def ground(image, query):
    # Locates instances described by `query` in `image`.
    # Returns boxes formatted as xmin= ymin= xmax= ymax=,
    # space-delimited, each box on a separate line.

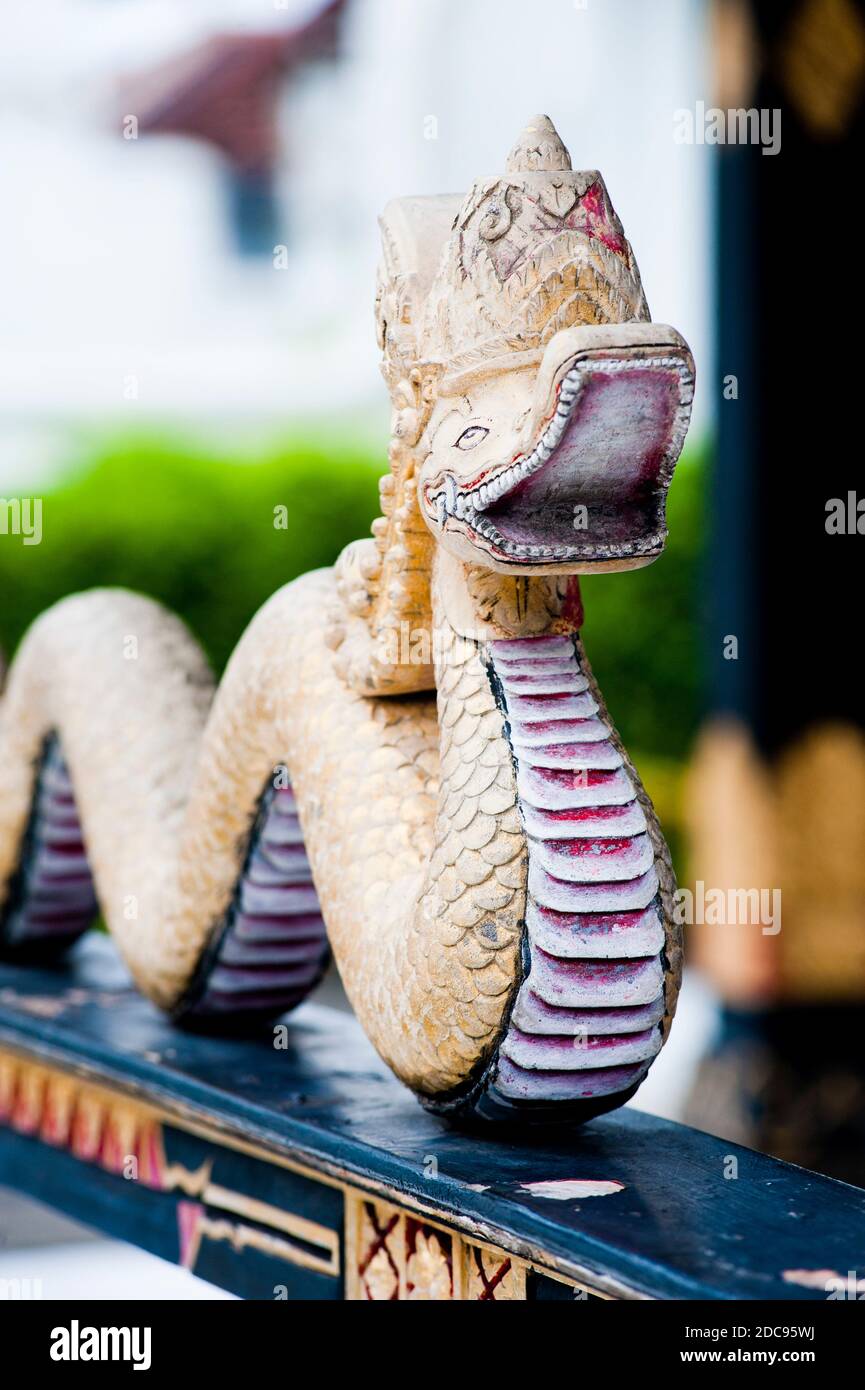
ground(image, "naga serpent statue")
xmin=0 ymin=117 xmax=694 ymax=1125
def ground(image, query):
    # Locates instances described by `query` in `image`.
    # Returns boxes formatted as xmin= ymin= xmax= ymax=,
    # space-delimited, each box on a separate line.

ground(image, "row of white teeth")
xmin=436 ymin=361 xmax=588 ymax=526
xmin=467 ymin=510 xmax=662 ymax=560
xmin=468 ymin=512 xmax=591 ymax=560
xmin=431 ymin=354 xmax=695 ymax=555
xmin=433 ymin=354 xmax=693 ymax=524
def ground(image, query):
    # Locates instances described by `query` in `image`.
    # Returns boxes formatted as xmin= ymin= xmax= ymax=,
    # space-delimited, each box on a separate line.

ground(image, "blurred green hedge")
xmin=581 ymin=450 xmax=704 ymax=762
xmin=1 ymin=432 xmax=705 ymax=778
xmin=1 ymin=433 xmax=382 ymax=675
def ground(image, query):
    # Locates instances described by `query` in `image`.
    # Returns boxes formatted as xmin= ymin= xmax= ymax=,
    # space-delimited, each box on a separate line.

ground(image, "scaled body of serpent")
xmin=0 ymin=118 xmax=693 ymax=1124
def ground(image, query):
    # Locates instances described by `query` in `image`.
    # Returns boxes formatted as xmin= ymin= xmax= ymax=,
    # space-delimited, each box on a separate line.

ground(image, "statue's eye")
xmin=455 ymin=426 xmax=489 ymax=450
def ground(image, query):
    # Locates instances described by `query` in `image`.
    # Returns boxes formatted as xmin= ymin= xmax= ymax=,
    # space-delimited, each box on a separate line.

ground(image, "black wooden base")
xmin=1 ymin=938 xmax=864 ymax=1300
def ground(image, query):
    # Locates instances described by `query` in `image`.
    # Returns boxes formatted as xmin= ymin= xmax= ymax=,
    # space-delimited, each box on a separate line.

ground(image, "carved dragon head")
xmin=376 ymin=115 xmax=694 ymax=578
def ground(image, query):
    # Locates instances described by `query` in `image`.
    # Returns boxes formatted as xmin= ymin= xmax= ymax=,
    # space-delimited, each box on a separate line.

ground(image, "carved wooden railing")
xmin=1 ymin=937 xmax=863 ymax=1301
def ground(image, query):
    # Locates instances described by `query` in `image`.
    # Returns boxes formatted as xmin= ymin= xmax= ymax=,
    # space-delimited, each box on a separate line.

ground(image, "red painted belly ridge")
xmin=184 ymin=780 xmax=329 ymax=1020
xmin=487 ymin=637 xmax=665 ymax=1105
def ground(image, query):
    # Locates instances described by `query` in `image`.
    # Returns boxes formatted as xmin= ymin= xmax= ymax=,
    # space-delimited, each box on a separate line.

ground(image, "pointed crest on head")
xmin=374 ymin=115 xmax=649 ymax=412
xmin=369 ymin=116 xmax=692 ymax=590
xmin=422 ymin=114 xmax=650 ymax=391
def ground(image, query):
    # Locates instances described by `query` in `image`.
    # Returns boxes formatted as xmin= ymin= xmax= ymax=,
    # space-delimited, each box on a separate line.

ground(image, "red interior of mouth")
xmin=483 ymin=366 xmax=681 ymax=552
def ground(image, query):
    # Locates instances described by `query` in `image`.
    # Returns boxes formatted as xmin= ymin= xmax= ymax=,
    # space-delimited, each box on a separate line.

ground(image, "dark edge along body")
xmin=0 ymin=735 xmax=98 ymax=960
xmin=0 ymin=735 xmax=330 ymax=1034
xmin=423 ymin=634 xmax=667 ymax=1128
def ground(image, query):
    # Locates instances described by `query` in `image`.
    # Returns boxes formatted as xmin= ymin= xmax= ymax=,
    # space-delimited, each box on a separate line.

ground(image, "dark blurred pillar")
xmin=685 ymin=0 xmax=865 ymax=1182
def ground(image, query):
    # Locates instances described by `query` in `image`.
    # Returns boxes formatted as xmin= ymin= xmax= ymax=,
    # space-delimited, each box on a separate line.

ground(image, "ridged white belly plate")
xmin=488 ymin=635 xmax=666 ymax=1105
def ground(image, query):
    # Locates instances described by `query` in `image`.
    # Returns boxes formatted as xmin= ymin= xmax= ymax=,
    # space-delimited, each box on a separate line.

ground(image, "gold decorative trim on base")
xmin=0 ymin=1044 xmax=622 ymax=1300
xmin=0 ymin=1047 xmax=169 ymax=1185
xmin=345 ymin=1193 xmax=603 ymax=1301
xmin=0 ymin=1045 xmax=339 ymax=1279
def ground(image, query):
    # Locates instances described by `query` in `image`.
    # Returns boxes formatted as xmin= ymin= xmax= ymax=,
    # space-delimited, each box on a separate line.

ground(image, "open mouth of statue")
xmin=428 ymin=353 xmax=694 ymax=565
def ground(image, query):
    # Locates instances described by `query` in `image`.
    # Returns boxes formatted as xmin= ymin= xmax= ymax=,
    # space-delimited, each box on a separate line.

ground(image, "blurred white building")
xmin=0 ymin=0 xmax=711 ymax=487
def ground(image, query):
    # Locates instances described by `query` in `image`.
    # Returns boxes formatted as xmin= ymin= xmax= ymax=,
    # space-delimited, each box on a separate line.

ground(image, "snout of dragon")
xmin=423 ymin=333 xmax=693 ymax=570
